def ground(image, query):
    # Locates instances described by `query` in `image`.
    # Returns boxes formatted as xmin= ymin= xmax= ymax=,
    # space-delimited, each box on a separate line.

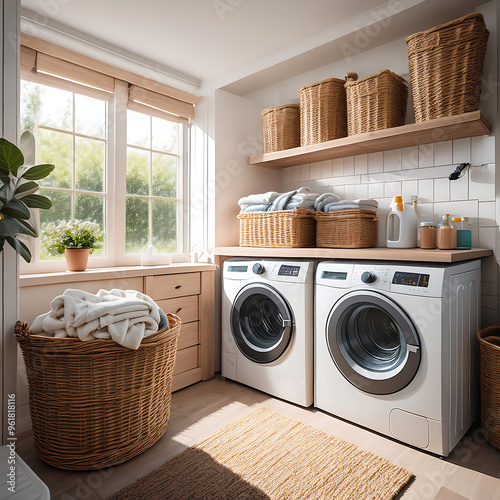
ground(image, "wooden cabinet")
xmin=145 ymin=269 xmax=215 ymax=392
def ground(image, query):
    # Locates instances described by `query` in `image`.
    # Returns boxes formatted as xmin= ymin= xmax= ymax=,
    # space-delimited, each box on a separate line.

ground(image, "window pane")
xmin=126 ymin=196 xmax=149 ymax=253
xmin=152 ymin=199 xmax=177 ymax=253
xmin=152 ymin=117 xmax=178 ymax=154
xmin=38 ymin=129 xmax=72 ymax=189
xmin=76 ymin=137 xmax=105 ymax=192
xmin=127 ymin=110 xmax=150 ymax=148
xmin=75 ymin=94 xmax=106 ymax=138
xmin=152 ymin=153 xmax=177 ymax=198
xmin=127 ymin=147 xmax=149 ymax=195
xmin=76 ymin=193 xmax=105 ymax=256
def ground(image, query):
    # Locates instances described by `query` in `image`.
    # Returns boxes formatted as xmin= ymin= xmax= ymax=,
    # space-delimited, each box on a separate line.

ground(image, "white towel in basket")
xmin=29 ymin=288 xmax=162 ymax=350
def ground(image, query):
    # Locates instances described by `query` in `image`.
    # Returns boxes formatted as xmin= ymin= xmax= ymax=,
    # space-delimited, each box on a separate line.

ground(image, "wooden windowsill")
xmin=20 ymin=262 xmax=216 ymax=287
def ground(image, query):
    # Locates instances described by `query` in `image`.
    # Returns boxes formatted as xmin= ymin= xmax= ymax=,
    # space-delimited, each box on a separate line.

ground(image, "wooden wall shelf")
xmin=249 ymin=111 xmax=492 ymax=169
xmin=214 ymin=246 xmax=492 ymax=263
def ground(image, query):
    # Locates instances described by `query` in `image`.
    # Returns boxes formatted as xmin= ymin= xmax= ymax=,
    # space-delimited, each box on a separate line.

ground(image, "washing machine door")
xmin=231 ymin=283 xmax=294 ymax=363
xmin=326 ymin=290 xmax=421 ymax=395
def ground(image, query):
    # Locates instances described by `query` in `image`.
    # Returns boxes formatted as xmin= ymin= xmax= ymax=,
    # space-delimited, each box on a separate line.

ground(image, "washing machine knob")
xmin=252 ymin=263 xmax=265 ymax=274
xmin=361 ymin=271 xmax=377 ymax=283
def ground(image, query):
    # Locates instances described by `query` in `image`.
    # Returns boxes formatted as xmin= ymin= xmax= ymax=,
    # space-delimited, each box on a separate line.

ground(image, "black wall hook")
xmin=449 ymin=163 xmax=470 ymax=180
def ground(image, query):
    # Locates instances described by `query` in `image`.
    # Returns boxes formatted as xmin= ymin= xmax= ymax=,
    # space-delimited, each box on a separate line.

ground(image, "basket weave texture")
xmin=345 ymin=70 xmax=408 ymax=136
xmin=477 ymin=326 xmax=500 ymax=450
xmin=299 ymin=78 xmax=347 ymax=146
xmin=315 ymin=210 xmax=378 ymax=248
xmin=405 ymin=13 xmax=489 ymax=122
xmin=261 ymin=104 xmax=300 ymax=153
xmin=238 ymin=208 xmax=315 ymax=248
xmin=15 ymin=313 xmax=181 ymax=470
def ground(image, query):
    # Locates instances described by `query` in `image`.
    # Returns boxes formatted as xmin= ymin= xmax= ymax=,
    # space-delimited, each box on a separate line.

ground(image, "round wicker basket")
xmin=15 ymin=313 xmax=181 ymax=470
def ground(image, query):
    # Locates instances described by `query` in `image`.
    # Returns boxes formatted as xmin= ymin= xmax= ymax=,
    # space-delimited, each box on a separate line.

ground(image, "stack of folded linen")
xmin=238 ymin=187 xmax=341 ymax=213
xmin=321 ymin=198 xmax=378 ymax=213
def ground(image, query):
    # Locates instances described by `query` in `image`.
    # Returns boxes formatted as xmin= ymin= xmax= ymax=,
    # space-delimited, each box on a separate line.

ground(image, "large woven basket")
xmin=238 ymin=208 xmax=315 ymax=248
xmin=345 ymin=70 xmax=408 ymax=135
xmin=299 ymin=78 xmax=347 ymax=146
xmin=405 ymin=13 xmax=489 ymax=122
xmin=261 ymin=104 xmax=300 ymax=153
xmin=477 ymin=326 xmax=500 ymax=450
xmin=315 ymin=210 xmax=378 ymax=248
xmin=15 ymin=313 xmax=181 ymax=470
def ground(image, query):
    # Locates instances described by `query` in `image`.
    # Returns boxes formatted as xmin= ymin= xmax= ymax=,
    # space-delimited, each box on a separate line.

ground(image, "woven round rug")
xmin=108 ymin=407 xmax=414 ymax=499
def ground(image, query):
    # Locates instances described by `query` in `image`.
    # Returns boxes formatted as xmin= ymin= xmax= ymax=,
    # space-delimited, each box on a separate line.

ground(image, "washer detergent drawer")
xmin=390 ymin=408 xmax=429 ymax=449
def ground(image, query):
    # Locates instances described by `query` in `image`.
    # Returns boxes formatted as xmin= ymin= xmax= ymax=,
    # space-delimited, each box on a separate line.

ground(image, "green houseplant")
xmin=0 ymin=137 xmax=54 ymax=262
xmin=43 ymin=219 xmax=104 ymax=271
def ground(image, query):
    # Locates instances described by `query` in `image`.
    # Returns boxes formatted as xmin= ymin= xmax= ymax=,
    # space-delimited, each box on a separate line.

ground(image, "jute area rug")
xmin=108 ymin=407 xmax=414 ymax=500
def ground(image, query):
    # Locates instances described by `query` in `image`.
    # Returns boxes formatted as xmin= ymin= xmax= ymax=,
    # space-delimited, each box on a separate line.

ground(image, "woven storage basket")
xmin=238 ymin=208 xmax=315 ymax=248
xmin=299 ymin=78 xmax=347 ymax=146
xmin=15 ymin=313 xmax=181 ymax=470
xmin=406 ymin=12 xmax=489 ymax=122
xmin=315 ymin=210 xmax=378 ymax=248
xmin=345 ymin=70 xmax=408 ymax=136
xmin=477 ymin=326 xmax=500 ymax=450
xmin=261 ymin=104 xmax=300 ymax=153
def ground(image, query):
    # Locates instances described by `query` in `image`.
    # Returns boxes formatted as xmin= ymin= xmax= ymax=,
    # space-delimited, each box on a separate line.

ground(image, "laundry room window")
xmin=18 ymin=36 xmax=196 ymax=273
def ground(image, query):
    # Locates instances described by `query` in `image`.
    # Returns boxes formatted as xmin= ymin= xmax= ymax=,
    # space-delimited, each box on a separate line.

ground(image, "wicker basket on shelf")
xmin=477 ymin=326 xmax=500 ymax=450
xmin=315 ymin=210 xmax=378 ymax=248
xmin=238 ymin=208 xmax=316 ymax=248
xmin=261 ymin=104 xmax=300 ymax=153
xmin=15 ymin=313 xmax=181 ymax=470
xmin=299 ymin=78 xmax=347 ymax=146
xmin=405 ymin=12 xmax=489 ymax=122
xmin=345 ymin=70 xmax=408 ymax=136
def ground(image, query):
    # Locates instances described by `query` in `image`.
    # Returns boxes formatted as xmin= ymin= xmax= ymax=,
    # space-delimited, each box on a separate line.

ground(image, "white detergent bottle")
xmin=386 ymin=196 xmax=418 ymax=248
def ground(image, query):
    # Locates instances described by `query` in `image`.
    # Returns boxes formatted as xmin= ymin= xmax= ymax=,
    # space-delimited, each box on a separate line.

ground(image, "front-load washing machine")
xmin=315 ymin=259 xmax=481 ymax=456
xmin=222 ymin=258 xmax=315 ymax=407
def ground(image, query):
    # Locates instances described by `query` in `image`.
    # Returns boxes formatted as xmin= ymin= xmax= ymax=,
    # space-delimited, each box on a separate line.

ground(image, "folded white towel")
xmin=324 ymin=198 xmax=379 ymax=213
xmin=30 ymin=288 xmax=162 ymax=350
xmin=238 ymin=191 xmax=280 ymax=210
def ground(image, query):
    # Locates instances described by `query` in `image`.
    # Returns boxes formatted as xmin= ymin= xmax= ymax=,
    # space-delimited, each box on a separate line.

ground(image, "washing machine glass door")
xmin=326 ymin=290 xmax=421 ymax=395
xmin=231 ymin=283 xmax=294 ymax=363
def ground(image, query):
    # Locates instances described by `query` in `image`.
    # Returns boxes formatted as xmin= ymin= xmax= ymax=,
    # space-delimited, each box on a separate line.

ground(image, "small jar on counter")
xmin=438 ymin=214 xmax=457 ymax=250
xmin=419 ymin=222 xmax=437 ymax=249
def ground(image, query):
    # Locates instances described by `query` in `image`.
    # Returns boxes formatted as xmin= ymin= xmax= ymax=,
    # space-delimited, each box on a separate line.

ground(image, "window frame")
xmin=19 ymin=78 xmax=190 ymax=274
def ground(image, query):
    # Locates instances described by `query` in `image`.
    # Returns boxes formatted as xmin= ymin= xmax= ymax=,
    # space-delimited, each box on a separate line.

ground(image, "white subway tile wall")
xmin=282 ymin=137 xmax=498 ymax=326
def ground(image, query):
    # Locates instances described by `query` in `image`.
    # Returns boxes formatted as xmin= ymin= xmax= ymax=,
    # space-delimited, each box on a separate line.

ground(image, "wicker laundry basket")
xmin=299 ymin=78 xmax=347 ymax=146
xmin=477 ymin=326 xmax=500 ymax=450
xmin=261 ymin=104 xmax=300 ymax=153
xmin=315 ymin=210 xmax=378 ymax=248
xmin=345 ymin=70 xmax=408 ymax=135
xmin=15 ymin=313 xmax=181 ymax=470
xmin=238 ymin=209 xmax=316 ymax=248
xmin=406 ymin=12 xmax=489 ymax=122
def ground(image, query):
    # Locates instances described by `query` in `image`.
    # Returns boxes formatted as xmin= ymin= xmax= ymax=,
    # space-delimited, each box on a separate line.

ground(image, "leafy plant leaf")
xmin=14 ymin=181 xmax=39 ymax=197
xmin=21 ymin=163 xmax=55 ymax=180
xmin=0 ymin=217 xmax=37 ymax=237
xmin=20 ymin=193 xmax=52 ymax=209
xmin=6 ymin=236 xmax=31 ymax=263
xmin=0 ymin=183 xmax=8 ymax=203
xmin=0 ymin=138 xmax=24 ymax=175
xmin=16 ymin=218 xmax=38 ymax=237
xmin=1 ymin=197 xmax=31 ymax=219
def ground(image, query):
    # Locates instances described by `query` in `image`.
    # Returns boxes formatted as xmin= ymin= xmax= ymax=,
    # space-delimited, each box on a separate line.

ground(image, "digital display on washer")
xmin=321 ymin=271 xmax=348 ymax=280
xmin=227 ymin=265 xmax=248 ymax=273
xmin=392 ymin=272 xmax=430 ymax=287
xmin=278 ymin=265 xmax=300 ymax=277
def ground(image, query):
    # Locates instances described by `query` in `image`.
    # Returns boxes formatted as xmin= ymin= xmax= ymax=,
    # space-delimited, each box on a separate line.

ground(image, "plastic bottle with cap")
xmin=386 ymin=196 xmax=418 ymax=248
xmin=438 ymin=214 xmax=457 ymax=249
xmin=455 ymin=217 xmax=472 ymax=249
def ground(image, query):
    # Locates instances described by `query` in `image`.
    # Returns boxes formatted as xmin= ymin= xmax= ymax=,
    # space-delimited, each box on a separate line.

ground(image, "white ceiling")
xmin=20 ymin=0 xmax=487 ymax=96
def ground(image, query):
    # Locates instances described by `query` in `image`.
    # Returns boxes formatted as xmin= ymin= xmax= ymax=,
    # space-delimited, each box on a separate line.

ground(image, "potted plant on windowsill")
xmin=0 ymin=137 xmax=54 ymax=262
xmin=43 ymin=219 xmax=104 ymax=271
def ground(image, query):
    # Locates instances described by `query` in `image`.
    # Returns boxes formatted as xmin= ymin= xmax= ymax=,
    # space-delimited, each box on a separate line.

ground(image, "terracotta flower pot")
xmin=64 ymin=248 xmax=90 ymax=272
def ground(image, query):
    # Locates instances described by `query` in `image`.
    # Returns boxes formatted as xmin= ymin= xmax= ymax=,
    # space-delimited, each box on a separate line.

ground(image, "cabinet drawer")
xmin=177 ymin=321 xmax=199 ymax=350
xmin=157 ymin=295 xmax=199 ymax=324
xmin=149 ymin=273 xmax=200 ymax=300
xmin=173 ymin=346 xmax=199 ymax=375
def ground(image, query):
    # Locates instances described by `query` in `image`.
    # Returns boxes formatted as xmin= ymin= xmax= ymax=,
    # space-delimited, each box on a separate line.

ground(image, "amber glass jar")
xmin=419 ymin=222 xmax=437 ymax=249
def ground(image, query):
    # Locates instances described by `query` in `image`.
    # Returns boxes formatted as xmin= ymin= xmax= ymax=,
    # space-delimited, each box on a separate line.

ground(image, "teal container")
xmin=457 ymin=229 xmax=471 ymax=249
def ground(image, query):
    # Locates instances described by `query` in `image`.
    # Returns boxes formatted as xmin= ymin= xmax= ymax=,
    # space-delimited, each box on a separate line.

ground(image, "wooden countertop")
xmin=213 ymin=247 xmax=492 ymax=263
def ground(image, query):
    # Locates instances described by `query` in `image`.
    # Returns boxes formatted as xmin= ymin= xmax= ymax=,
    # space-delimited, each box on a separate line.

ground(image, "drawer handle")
xmin=175 ymin=285 xmax=181 ymax=289
xmin=176 ymin=307 xmax=182 ymax=314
